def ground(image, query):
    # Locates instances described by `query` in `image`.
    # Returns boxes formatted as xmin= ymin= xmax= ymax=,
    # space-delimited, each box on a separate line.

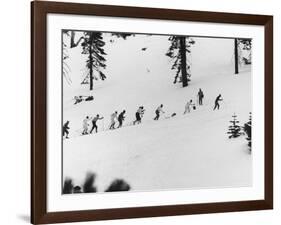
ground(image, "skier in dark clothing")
xmin=90 ymin=114 xmax=104 ymax=133
xmin=85 ymin=96 xmax=94 ymax=101
xmin=117 ymin=110 xmax=126 ymax=128
xmin=213 ymin=94 xmax=223 ymax=110
xmin=197 ymin=88 xmax=204 ymax=105
xmin=154 ymin=104 xmax=165 ymax=120
xmin=133 ymin=106 xmax=145 ymax=125
xmin=63 ymin=121 xmax=70 ymax=139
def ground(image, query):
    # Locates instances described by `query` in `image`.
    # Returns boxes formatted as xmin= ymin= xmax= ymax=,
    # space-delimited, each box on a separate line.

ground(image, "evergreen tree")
xmin=244 ymin=112 xmax=252 ymax=150
xmin=239 ymin=39 xmax=252 ymax=65
xmin=234 ymin=38 xmax=252 ymax=74
xmin=81 ymin=32 xmax=107 ymax=90
xmin=227 ymin=113 xmax=242 ymax=138
xmin=166 ymin=36 xmax=195 ymax=87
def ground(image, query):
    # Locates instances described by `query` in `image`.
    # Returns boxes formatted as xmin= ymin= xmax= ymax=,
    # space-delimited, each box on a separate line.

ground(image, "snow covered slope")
xmin=63 ymin=33 xmax=252 ymax=192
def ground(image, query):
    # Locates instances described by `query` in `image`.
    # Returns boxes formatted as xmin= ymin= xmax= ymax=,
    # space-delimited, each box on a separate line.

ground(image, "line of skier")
xmin=63 ymin=88 xmax=223 ymax=138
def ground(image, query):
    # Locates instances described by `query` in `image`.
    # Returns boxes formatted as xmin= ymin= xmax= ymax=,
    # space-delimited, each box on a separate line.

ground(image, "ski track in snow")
xmin=63 ymin=34 xmax=252 ymax=192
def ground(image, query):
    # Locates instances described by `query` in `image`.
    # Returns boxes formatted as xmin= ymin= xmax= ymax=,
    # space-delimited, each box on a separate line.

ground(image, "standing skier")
xmin=109 ymin=111 xmax=118 ymax=130
xmin=90 ymin=114 xmax=104 ymax=133
xmin=63 ymin=121 xmax=70 ymax=139
xmin=154 ymin=104 xmax=165 ymax=120
xmin=82 ymin=116 xmax=91 ymax=135
xmin=133 ymin=106 xmax=145 ymax=125
xmin=184 ymin=100 xmax=194 ymax=114
xmin=117 ymin=110 xmax=126 ymax=128
xmin=197 ymin=88 xmax=204 ymax=105
xmin=213 ymin=94 xmax=223 ymax=110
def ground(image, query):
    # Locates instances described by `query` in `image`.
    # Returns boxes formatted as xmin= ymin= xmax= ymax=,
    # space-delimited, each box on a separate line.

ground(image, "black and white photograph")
xmin=62 ymin=30 xmax=253 ymax=194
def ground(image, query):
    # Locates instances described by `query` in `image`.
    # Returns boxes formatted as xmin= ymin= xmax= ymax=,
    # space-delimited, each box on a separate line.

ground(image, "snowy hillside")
xmin=63 ymin=33 xmax=252 ymax=192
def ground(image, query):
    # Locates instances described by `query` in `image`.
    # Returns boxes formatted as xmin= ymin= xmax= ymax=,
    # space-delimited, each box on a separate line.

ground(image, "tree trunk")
xmin=180 ymin=37 xmax=188 ymax=87
xmin=89 ymin=34 xmax=94 ymax=90
xmin=89 ymin=45 xmax=93 ymax=90
xmin=70 ymin=31 xmax=84 ymax=48
xmin=234 ymin=38 xmax=239 ymax=74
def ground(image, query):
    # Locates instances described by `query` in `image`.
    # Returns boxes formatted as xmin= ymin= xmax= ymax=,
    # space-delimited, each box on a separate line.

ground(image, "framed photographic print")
xmin=31 ymin=1 xmax=273 ymax=224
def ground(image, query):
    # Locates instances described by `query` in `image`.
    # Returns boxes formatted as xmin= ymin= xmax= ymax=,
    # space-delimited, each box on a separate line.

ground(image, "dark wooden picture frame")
xmin=31 ymin=1 xmax=273 ymax=224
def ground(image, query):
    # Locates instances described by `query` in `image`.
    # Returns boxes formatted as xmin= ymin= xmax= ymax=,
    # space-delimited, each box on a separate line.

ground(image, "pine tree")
xmin=227 ymin=113 xmax=242 ymax=138
xmin=166 ymin=36 xmax=195 ymax=87
xmin=234 ymin=38 xmax=252 ymax=74
xmin=244 ymin=112 xmax=252 ymax=150
xmin=81 ymin=32 xmax=107 ymax=90
xmin=234 ymin=38 xmax=239 ymax=74
xmin=239 ymin=39 xmax=252 ymax=65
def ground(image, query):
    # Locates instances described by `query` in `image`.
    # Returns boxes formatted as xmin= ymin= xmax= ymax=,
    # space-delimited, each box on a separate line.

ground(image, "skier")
xmin=164 ymin=112 xmax=177 ymax=119
xmin=109 ymin=111 xmax=118 ymax=130
xmin=197 ymin=88 xmax=204 ymax=105
xmin=184 ymin=100 xmax=194 ymax=114
xmin=82 ymin=116 xmax=91 ymax=135
xmin=85 ymin=96 xmax=94 ymax=101
xmin=171 ymin=113 xmax=177 ymax=117
xmin=133 ymin=106 xmax=145 ymax=125
xmin=213 ymin=94 xmax=223 ymax=110
xmin=74 ymin=96 xmax=83 ymax=104
xmin=90 ymin=114 xmax=104 ymax=133
xmin=63 ymin=121 xmax=70 ymax=139
xmin=117 ymin=110 xmax=126 ymax=128
xmin=154 ymin=104 xmax=165 ymax=120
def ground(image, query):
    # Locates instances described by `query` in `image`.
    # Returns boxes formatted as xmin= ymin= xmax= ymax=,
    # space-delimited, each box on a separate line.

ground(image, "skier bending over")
xmin=63 ymin=121 xmax=70 ymax=139
xmin=90 ymin=114 xmax=104 ymax=133
xmin=109 ymin=111 xmax=118 ymax=130
xmin=184 ymin=100 xmax=194 ymax=114
xmin=133 ymin=106 xmax=145 ymax=125
xmin=197 ymin=88 xmax=204 ymax=105
xmin=118 ymin=110 xmax=126 ymax=128
xmin=154 ymin=104 xmax=165 ymax=120
xmin=82 ymin=116 xmax=91 ymax=135
xmin=74 ymin=96 xmax=83 ymax=105
xmin=213 ymin=94 xmax=223 ymax=110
